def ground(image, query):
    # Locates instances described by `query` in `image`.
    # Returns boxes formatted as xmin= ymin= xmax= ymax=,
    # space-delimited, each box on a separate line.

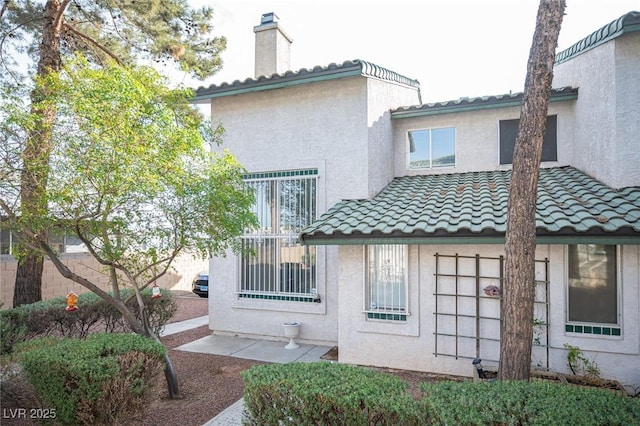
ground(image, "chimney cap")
xmin=260 ymin=12 xmax=279 ymax=25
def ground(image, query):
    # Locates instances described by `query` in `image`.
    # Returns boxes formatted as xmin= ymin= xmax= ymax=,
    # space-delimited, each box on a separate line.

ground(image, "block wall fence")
xmin=0 ymin=254 xmax=208 ymax=309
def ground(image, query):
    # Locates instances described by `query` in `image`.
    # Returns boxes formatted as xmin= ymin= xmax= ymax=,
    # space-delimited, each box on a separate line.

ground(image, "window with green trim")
xmin=408 ymin=127 xmax=455 ymax=169
xmin=365 ymin=245 xmax=408 ymax=321
xmin=567 ymin=244 xmax=619 ymax=333
xmin=239 ymin=170 xmax=317 ymax=299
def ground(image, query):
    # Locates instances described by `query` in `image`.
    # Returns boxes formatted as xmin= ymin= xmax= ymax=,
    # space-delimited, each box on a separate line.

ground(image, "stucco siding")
xmin=206 ymin=77 xmax=373 ymax=345
xmin=209 ymin=77 xmax=371 ymax=203
xmin=206 ymin=75 xmax=422 ymax=345
xmin=366 ymin=79 xmax=421 ymax=196
xmin=337 ymin=244 xmax=640 ymax=390
xmin=553 ymin=34 xmax=640 ymax=189
xmin=614 ymin=32 xmax=640 ymax=188
xmin=392 ymin=102 xmax=576 ymax=177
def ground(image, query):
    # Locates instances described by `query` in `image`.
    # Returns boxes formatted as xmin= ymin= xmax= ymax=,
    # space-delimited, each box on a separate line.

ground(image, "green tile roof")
xmin=300 ymin=167 xmax=640 ymax=245
xmin=192 ymin=60 xmax=419 ymax=102
xmin=555 ymin=11 xmax=640 ymax=65
xmin=391 ymin=87 xmax=578 ymax=119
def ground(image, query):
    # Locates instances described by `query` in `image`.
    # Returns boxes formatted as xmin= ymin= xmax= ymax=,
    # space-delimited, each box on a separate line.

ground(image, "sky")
xmin=183 ymin=0 xmax=639 ymax=103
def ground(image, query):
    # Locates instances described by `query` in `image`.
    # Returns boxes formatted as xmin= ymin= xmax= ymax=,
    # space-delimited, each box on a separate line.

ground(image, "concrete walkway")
xmin=163 ymin=316 xmax=332 ymax=426
xmin=160 ymin=315 xmax=209 ymax=336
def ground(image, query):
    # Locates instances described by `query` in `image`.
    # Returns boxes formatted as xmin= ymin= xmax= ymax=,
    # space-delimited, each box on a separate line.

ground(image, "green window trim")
xmin=366 ymin=312 xmax=408 ymax=321
xmin=238 ymin=293 xmax=319 ymax=303
xmin=243 ymin=169 xmax=318 ymax=181
xmin=565 ymin=324 xmax=621 ymax=336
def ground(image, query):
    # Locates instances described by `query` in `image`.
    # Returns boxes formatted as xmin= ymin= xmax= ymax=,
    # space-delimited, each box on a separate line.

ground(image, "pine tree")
xmin=498 ymin=0 xmax=566 ymax=380
xmin=1 ymin=0 xmax=226 ymax=307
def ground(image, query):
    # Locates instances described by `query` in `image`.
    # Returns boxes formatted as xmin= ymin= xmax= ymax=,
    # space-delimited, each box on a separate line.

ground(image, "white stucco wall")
xmin=553 ymin=32 xmax=640 ymax=189
xmin=337 ymin=243 xmax=640 ymax=390
xmin=392 ymin=102 xmax=576 ymax=177
xmin=206 ymin=76 xmax=419 ymax=345
xmin=366 ymin=78 xmax=422 ymax=196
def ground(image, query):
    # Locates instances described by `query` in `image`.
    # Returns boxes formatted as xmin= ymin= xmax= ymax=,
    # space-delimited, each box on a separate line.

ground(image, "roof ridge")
xmin=555 ymin=11 xmax=640 ymax=65
xmin=353 ymin=59 xmax=420 ymax=88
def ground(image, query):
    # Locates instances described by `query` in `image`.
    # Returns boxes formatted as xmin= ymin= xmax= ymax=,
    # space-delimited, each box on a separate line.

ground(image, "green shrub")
xmin=0 ymin=288 xmax=177 ymax=355
xmin=242 ymin=362 xmax=421 ymax=425
xmin=420 ymin=380 xmax=640 ymax=425
xmin=18 ymin=333 xmax=166 ymax=425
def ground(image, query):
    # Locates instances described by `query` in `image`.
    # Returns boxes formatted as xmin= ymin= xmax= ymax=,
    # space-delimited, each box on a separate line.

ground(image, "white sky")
xmin=183 ymin=0 xmax=639 ymax=103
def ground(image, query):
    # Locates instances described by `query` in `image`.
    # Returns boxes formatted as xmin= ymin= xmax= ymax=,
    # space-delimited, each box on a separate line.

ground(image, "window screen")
xmin=568 ymin=244 xmax=617 ymax=324
xmin=499 ymin=115 xmax=557 ymax=164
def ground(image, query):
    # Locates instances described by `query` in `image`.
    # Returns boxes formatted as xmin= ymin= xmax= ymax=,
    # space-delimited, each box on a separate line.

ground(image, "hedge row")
xmin=242 ymin=363 xmax=640 ymax=426
xmin=421 ymin=380 xmax=640 ymax=425
xmin=0 ymin=289 xmax=177 ymax=355
xmin=242 ymin=362 xmax=421 ymax=425
xmin=17 ymin=333 xmax=166 ymax=425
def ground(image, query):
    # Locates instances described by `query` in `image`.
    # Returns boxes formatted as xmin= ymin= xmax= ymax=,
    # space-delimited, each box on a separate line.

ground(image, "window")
xmin=0 ymin=226 xmax=11 ymax=255
xmin=0 ymin=227 xmax=86 ymax=255
xmin=566 ymin=244 xmax=619 ymax=335
xmin=408 ymin=127 xmax=455 ymax=169
xmin=499 ymin=115 xmax=557 ymax=164
xmin=365 ymin=245 xmax=408 ymax=320
xmin=239 ymin=170 xmax=317 ymax=300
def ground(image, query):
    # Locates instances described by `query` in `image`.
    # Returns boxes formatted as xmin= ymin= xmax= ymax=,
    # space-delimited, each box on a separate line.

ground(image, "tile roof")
xmin=300 ymin=167 xmax=640 ymax=245
xmin=555 ymin=11 xmax=640 ymax=65
xmin=391 ymin=87 xmax=578 ymax=118
xmin=192 ymin=59 xmax=420 ymax=101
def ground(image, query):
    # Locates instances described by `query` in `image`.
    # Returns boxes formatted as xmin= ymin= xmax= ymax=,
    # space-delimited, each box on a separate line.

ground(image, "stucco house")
xmin=194 ymin=11 xmax=640 ymax=390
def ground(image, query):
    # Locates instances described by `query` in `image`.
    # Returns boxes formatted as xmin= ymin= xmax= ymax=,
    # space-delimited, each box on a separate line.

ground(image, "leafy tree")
xmin=499 ymin=0 xmax=566 ymax=380
xmin=0 ymin=55 xmax=257 ymax=397
xmin=1 ymin=0 xmax=226 ymax=306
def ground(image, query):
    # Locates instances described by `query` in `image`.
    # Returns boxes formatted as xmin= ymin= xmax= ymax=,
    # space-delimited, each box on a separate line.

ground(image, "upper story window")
xmin=566 ymin=244 xmax=620 ymax=336
xmin=499 ymin=115 xmax=557 ymax=164
xmin=408 ymin=127 xmax=455 ymax=170
xmin=239 ymin=169 xmax=318 ymax=301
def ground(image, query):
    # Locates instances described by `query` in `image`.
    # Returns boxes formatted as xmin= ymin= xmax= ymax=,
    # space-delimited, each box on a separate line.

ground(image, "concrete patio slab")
xmin=175 ymin=334 xmax=332 ymax=364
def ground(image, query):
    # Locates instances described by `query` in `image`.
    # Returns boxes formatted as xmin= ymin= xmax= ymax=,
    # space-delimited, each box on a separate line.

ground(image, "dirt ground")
xmin=1 ymin=293 xmax=263 ymax=426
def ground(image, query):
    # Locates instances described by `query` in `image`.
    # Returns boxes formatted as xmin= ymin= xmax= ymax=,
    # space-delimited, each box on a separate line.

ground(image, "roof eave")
xmin=192 ymin=67 xmax=363 ymax=101
xmin=301 ymin=232 xmax=640 ymax=246
xmin=391 ymin=88 xmax=578 ymax=119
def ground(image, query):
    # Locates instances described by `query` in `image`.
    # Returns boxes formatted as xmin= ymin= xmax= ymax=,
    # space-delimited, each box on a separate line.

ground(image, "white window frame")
xmin=407 ymin=127 xmax=456 ymax=170
xmin=565 ymin=244 xmax=622 ymax=335
xmin=363 ymin=244 xmax=409 ymax=320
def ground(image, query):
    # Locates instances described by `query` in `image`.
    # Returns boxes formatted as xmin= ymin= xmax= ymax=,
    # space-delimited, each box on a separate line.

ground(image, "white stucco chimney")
xmin=253 ymin=12 xmax=293 ymax=78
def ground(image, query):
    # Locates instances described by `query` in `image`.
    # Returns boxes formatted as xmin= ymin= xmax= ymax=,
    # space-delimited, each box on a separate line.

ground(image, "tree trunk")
xmin=498 ymin=0 xmax=565 ymax=381
xmin=13 ymin=255 xmax=43 ymax=307
xmin=13 ymin=0 xmax=64 ymax=306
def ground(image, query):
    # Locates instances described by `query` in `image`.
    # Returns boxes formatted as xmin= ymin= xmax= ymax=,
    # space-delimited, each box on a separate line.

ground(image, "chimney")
xmin=253 ymin=12 xmax=293 ymax=78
